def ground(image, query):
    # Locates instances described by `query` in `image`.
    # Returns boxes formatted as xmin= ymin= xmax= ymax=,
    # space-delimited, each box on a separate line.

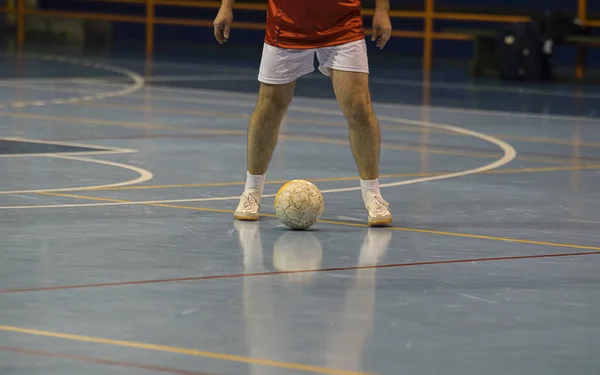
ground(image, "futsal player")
xmin=213 ymin=0 xmax=393 ymax=227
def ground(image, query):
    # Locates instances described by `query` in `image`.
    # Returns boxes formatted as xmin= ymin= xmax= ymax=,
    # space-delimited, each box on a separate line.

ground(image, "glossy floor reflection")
xmin=0 ymin=51 xmax=599 ymax=375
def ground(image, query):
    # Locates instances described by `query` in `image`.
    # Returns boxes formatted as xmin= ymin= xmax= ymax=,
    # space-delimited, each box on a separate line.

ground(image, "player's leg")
xmin=330 ymin=69 xmax=391 ymax=227
xmin=247 ymin=81 xmax=296 ymax=176
xmin=316 ymin=39 xmax=392 ymax=226
xmin=330 ymin=69 xmax=380 ymax=181
xmin=234 ymin=44 xmax=315 ymax=221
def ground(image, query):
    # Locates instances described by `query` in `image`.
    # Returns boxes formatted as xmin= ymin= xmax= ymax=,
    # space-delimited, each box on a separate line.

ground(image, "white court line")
xmin=0 ymin=154 xmax=153 ymax=195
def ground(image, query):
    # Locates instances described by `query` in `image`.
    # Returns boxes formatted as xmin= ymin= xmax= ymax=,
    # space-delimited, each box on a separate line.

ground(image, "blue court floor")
xmin=0 ymin=50 xmax=599 ymax=375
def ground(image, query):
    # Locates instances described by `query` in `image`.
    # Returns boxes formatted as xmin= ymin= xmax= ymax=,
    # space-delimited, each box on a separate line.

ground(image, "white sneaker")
xmin=234 ymin=188 xmax=261 ymax=221
xmin=364 ymin=191 xmax=392 ymax=227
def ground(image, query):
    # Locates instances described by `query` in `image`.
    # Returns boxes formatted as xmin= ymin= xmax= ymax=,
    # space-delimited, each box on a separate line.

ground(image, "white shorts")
xmin=258 ymin=39 xmax=369 ymax=85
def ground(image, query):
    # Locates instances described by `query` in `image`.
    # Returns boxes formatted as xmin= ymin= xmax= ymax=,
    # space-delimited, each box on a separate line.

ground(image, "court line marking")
xmin=0 ymin=346 xmax=217 ymax=375
xmin=1 ymin=251 xmax=598 ymax=294
xmin=0 ymin=326 xmax=373 ymax=375
xmin=14 ymin=191 xmax=600 ymax=253
xmin=0 ymin=53 xmax=144 ymax=109
xmin=0 ymin=155 xmax=154 ymax=195
xmin=1 ymin=81 xmax=599 ymax=149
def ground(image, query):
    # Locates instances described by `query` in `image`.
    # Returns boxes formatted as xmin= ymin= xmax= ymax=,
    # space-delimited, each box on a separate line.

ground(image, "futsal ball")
xmin=274 ymin=179 xmax=324 ymax=230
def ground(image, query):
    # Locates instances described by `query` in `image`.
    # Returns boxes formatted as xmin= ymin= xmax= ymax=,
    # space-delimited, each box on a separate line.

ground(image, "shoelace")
xmin=367 ymin=195 xmax=389 ymax=214
xmin=241 ymin=192 xmax=259 ymax=210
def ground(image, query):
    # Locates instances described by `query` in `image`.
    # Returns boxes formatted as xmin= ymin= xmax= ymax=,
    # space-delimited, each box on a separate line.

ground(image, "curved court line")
xmin=0 ymin=53 xmax=144 ymax=109
xmin=0 ymin=155 xmax=153 ymax=195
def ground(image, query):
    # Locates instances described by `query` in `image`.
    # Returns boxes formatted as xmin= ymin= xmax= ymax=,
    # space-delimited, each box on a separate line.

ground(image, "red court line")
xmin=0 ymin=251 xmax=598 ymax=295
xmin=0 ymin=346 xmax=216 ymax=375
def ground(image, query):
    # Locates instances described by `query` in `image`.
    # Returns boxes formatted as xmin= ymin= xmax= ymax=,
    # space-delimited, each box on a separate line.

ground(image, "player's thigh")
xmin=317 ymin=39 xmax=372 ymax=117
xmin=329 ymin=69 xmax=373 ymax=123
xmin=258 ymin=43 xmax=315 ymax=85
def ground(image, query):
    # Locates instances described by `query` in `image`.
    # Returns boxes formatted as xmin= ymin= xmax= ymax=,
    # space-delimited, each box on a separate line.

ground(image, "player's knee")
xmin=344 ymin=94 xmax=374 ymax=129
xmin=266 ymin=94 xmax=292 ymax=113
xmin=257 ymin=85 xmax=294 ymax=114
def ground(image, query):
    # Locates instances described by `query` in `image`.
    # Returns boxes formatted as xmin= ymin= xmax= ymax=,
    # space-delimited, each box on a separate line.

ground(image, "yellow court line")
xmin=0 ymin=108 xmax=584 ymax=165
xmin=0 ymin=326 xmax=373 ymax=375
xmin=38 ymin=191 xmax=600 ymax=252
xmin=89 ymin=164 xmax=600 ymax=192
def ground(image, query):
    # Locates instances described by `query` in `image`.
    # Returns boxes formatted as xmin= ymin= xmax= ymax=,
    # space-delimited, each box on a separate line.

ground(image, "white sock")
xmin=245 ymin=172 xmax=266 ymax=194
xmin=360 ymin=178 xmax=380 ymax=201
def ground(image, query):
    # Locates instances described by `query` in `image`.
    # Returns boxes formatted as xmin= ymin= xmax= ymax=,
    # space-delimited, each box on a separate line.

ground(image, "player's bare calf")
xmin=234 ymin=82 xmax=296 ymax=221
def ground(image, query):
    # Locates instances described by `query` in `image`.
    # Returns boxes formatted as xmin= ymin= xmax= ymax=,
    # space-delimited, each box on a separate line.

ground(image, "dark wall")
xmin=32 ymin=0 xmax=600 ymax=64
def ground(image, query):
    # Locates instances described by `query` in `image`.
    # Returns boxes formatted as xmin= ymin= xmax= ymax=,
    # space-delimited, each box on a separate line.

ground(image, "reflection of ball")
xmin=273 ymin=231 xmax=323 ymax=283
xmin=274 ymin=180 xmax=324 ymax=230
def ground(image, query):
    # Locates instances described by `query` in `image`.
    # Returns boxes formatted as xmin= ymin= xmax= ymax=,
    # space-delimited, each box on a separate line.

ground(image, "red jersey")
xmin=264 ymin=0 xmax=364 ymax=49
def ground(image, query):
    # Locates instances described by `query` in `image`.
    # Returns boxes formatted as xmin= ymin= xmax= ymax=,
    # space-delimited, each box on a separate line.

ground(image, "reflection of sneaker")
xmin=359 ymin=228 xmax=392 ymax=266
xmin=233 ymin=220 xmax=263 ymax=271
xmin=364 ymin=191 xmax=392 ymax=227
xmin=234 ymin=188 xmax=261 ymax=221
